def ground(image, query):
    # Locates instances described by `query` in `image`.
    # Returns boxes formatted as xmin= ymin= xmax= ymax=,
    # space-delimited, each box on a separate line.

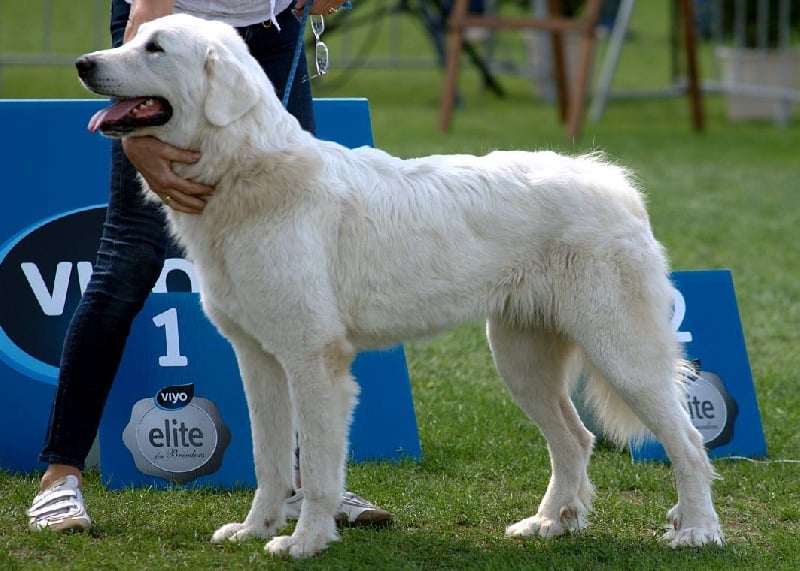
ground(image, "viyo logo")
xmin=0 ymin=206 xmax=197 ymax=383
xmin=156 ymin=383 xmax=195 ymax=410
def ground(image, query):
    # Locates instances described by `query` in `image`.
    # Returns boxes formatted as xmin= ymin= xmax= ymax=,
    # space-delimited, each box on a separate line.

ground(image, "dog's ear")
xmin=203 ymin=45 xmax=261 ymax=127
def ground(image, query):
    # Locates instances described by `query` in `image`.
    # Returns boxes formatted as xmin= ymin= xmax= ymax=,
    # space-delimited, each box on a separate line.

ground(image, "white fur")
xmin=79 ymin=14 xmax=724 ymax=557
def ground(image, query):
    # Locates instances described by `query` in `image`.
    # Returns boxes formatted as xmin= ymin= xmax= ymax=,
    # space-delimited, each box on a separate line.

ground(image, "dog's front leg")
xmin=209 ymin=320 xmax=295 ymax=543
xmin=265 ymin=340 xmax=360 ymax=558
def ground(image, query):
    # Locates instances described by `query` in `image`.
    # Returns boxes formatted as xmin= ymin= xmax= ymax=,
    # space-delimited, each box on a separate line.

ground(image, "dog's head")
xmin=76 ymin=14 xmax=265 ymax=144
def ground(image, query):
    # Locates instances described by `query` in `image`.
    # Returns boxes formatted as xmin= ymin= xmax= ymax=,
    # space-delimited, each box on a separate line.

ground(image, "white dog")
xmin=76 ymin=14 xmax=724 ymax=557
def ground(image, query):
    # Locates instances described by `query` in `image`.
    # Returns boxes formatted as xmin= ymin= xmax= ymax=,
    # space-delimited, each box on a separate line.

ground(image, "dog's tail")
xmin=572 ymin=356 xmax=694 ymax=448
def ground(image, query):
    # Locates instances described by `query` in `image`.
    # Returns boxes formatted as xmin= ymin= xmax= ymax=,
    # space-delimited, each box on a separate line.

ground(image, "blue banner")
xmin=631 ymin=269 xmax=766 ymax=461
xmin=0 ymin=99 xmax=421 ymax=479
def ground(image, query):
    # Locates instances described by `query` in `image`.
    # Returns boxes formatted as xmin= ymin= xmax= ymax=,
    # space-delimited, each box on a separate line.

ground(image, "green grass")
xmin=2 ymin=2 xmax=800 ymax=569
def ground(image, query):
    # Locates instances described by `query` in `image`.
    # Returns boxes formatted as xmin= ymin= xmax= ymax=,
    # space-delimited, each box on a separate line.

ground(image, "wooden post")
xmin=438 ymin=0 xmax=603 ymax=140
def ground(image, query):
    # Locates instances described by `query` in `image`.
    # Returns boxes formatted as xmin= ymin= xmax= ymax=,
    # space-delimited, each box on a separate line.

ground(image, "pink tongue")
xmin=88 ymin=98 xmax=147 ymax=132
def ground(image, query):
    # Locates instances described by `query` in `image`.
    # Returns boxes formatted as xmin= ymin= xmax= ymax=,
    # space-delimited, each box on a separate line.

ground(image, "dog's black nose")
xmin=75 ymin=56 xmax=96 ymax=79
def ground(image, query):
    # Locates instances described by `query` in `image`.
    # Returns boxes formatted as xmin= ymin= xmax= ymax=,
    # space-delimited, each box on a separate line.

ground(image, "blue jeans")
xmin=39 ymin=0 xmax=315 ymax=469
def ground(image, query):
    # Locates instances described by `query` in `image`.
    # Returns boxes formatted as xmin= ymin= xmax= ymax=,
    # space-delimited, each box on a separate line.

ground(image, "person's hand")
xmin=294 ymin=0 xmax=349 ymax=16
xmin=122 ymin=136 xmax=214 ymax=214
xmin=123 ymin=0 xmax=175 ymax=43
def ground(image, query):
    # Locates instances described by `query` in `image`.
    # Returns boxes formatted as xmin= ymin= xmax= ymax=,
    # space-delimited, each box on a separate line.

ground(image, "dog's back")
xmin=317 ymin=149 xmax=661 ymax=348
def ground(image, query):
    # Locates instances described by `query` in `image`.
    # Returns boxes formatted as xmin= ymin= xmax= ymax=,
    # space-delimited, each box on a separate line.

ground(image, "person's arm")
xmin=124 ymin=0 xmax=176 ymax=43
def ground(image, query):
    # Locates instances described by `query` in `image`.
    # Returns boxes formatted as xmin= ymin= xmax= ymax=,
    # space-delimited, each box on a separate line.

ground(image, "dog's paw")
xmin=265 ymin=530 xmax=340 ymax=558
xmin=663 ymin=525 xmax=725 ymax=548
xmin=211 ymin=521 xmax=275 ymax=543
xmin=506 ymin=503 xmax=588 ymax=539
xmin=662 ymin=504 xmax=725 ymax=547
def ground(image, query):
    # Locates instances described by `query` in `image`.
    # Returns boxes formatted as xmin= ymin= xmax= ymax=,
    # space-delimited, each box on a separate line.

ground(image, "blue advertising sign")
xmin=631 ymin=270 xmax=766 ymax=461
xmin=0 ymin=99 xmax=421 ymax=480
xmin=100 ymin=293 xmax=421 ymax=489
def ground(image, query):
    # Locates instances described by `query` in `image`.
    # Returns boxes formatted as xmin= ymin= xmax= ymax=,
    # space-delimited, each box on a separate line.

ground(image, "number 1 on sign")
xmin=152 ymin=308 xmax=189 ymax=367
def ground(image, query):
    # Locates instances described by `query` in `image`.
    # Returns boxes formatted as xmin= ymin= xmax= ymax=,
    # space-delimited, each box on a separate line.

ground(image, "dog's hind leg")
xmin=486 ymin=319 xmax=595 ymax=539
xmin=572 ymin=294 xmax=724 ymax=548
xmin=208 ymin=313 xmax=295 ymax=543
xmin=265 ymin=337 xmax=360 ymax=558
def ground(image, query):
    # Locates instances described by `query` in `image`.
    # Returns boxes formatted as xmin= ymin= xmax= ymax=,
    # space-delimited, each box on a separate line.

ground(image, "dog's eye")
xmin=145 ymin=39 xmax=164 ymax=53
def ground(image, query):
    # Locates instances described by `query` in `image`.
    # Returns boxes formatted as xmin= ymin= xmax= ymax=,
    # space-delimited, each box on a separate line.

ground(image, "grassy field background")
xmin=2 ymin=2 xmax=800 ymax=569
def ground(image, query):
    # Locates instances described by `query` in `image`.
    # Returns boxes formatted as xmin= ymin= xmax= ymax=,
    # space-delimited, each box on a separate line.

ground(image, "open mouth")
xmin=88 ymin=96 xmax=173 ymax=135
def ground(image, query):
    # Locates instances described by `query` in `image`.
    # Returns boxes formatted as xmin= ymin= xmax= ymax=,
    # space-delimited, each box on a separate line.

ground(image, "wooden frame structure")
xmin=439 ymin=0 xmax=704 ymax=140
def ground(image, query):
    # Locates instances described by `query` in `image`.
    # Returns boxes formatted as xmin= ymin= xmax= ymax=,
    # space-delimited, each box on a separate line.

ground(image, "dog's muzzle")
xmin=75 ymin=55 xmax=174 ymax=136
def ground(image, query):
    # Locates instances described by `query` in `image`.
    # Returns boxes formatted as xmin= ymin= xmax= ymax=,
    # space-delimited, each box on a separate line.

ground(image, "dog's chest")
xmin=168 ymin=214 xmax=235 ymax=293
xmin=166 ymin=211 xmax=295 ymax=327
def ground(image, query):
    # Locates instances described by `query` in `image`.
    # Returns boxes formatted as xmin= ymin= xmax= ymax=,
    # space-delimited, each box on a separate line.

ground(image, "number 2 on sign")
xmin=671 ymin=289 xmax=693 ymax=343
xmin=152 ymin=308 xmax=189 ymax=367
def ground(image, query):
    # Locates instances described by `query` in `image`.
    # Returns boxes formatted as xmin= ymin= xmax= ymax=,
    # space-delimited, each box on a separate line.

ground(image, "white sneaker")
xmin=28 ymin=475 xmax=92 ymax=532
xmin=285 ymin=489 xmax=393 ymax=527
xmin=285 ymin=489 xmax=304 ymax=520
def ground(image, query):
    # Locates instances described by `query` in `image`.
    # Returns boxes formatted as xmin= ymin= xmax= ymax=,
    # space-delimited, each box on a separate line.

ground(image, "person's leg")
xmin=37 ymin=138 xmax=169 ymax=478
xmin=30 ymin=0 xmax=169 ymax=529
xmin=31 ymin=137 xmax=168 ymax=528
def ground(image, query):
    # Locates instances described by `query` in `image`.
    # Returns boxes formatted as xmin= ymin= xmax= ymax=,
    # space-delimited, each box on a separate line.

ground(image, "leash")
xmin=282 ymin=1 xmax=312 ymax=108
xmin=282 ymin=2 xmax=351 ymax=109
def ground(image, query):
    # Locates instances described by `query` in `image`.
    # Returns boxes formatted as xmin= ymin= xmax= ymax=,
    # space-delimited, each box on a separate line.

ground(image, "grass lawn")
xmin=2 ymin=2 xmax=800 ymax=569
